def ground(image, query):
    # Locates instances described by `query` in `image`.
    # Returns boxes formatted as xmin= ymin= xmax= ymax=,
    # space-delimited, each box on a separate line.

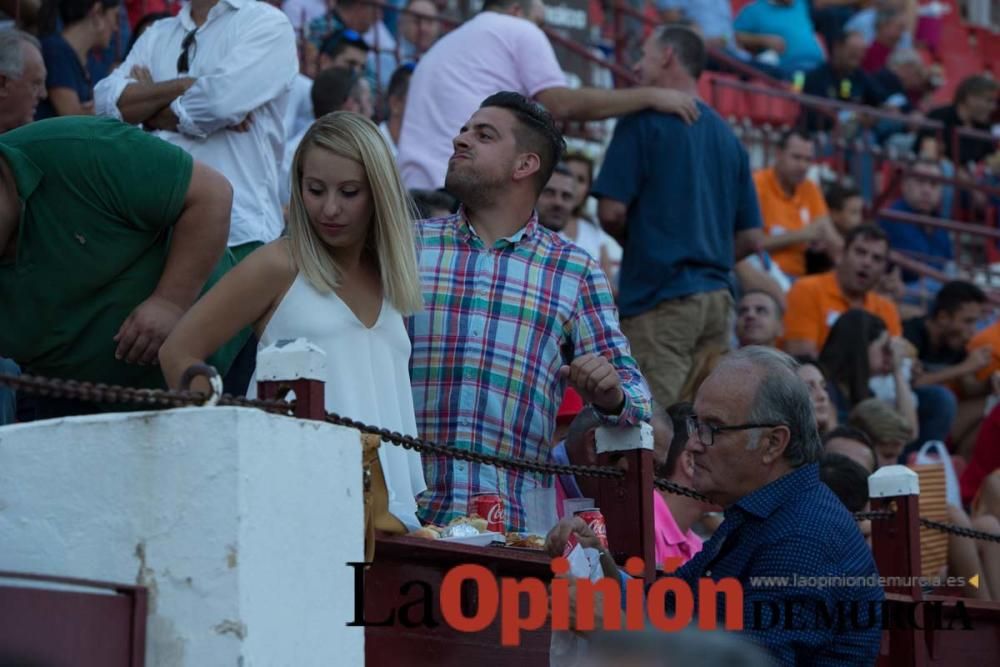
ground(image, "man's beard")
xmin=444 ymin=163 xmax=504 ymax=210
xmin=539 ymin=211 xmax=568 ymax=232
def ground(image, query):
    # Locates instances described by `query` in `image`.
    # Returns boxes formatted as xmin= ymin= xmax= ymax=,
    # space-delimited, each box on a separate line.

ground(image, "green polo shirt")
xmin=0 ymin=117 xmax=238 ymax=390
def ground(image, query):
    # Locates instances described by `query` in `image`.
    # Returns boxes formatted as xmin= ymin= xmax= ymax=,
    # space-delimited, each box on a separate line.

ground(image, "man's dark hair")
xmin=954 ymin=74 xmax=999 ymax=106
xmin=776 ymin=128 xmax=812 ymax=151
xmin=659 ymin=402 xmax=695 ymax=478
xmin=843 ymin=223 xmax=888 ymax=252
xmin=930 ymin=280 xmax=987 ymax=318
xmin=831 ymin=29 xmax=864 ymax=51
xmin=551 ymin=162 xmax=573 ymax=179
xmin=320 ymin=28 xmax=370 ymax=60
xmin=480 ymin=91 xmax=566 ymax=195
xmin=387 ymin=63 xmax=414 ymax=101
xmin=312 ymin=67 xmax=360 ymax=117
xmin=819 ymin=453 xmax=870 ymax=512
xmin=824 ymin=181 xmax=861 ymax=212
xmin=740 ymin=289 xmax=784 ymax=317
xmin=656 ymin=25 xmax=706 ymax=79
xmin=482 ymin=0 xmax=533 ymax=14
xmin=410 ymin=189 xmax=458 ymax=218
xmin=823 ymin=425 xmax=877 ymax=471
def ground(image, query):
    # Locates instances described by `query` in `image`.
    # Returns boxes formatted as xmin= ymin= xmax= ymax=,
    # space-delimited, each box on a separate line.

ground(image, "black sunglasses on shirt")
xmin=177 ymin=28 xmax=197 ymax=74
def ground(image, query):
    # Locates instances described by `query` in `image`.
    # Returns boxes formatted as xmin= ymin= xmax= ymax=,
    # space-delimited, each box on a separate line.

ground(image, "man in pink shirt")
xmin=550 ymin=402 xmax=709 ymax=568
xmin=397 ymin=0 xmax=699 ymax=189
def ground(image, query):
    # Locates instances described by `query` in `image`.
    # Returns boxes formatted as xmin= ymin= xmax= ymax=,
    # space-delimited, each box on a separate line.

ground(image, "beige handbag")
xmin=362 ymin=433 xmax=407 ymax=562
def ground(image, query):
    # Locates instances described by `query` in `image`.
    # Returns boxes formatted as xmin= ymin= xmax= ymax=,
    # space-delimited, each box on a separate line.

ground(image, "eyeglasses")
xmin=177 ymin=28 xmax=198 ymax=74
xmin=686 ymin=416 xmax=786 ymax=447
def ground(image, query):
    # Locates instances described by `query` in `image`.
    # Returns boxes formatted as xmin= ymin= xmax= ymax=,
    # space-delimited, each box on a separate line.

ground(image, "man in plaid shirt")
xmin=407 ymin=91 xmax=652 ymax=531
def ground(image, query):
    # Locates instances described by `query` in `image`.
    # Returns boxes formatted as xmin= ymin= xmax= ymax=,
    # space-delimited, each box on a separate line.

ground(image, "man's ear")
xmin=512 ymin=152 xmax=541 ymax=185
xmin=760 ymin=426 xmax=791 ymax=465
xmin=681 ymin=450 xmax=696 ymax=479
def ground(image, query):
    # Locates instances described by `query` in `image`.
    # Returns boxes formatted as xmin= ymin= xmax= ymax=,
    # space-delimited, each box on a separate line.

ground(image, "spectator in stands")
xmin=784 ymin=224 xmax=901 ymax=356
xmin=918 ymin=74 xmax=999 ymax=168
xmin=409 ymin=188 xmax=456 ymax=218
xmin=282 ymin=0 xmax=324 ymax=32
xmin=968 ymin=316 xmax=1000 ymax=393
xmin=160 ymin=112 xmax=427 ymax=531
xmin=95 ymin=0 xmax=296 ymax=257
xmin=802 ymin=30 xmax=886 ymax=132
xmin=819 ymin=452 xmax=870 ymax=511
xmin=318 ymin=28 xmax=370 ymax=73
xmin=376 ymin=0 xmax=439 ymax=89
xmin=380 ymin=63 xmax=413 ymax=157
xmin=537 ymin=163 xmax=577 ymax=236
xmin=843 ymin=0 xmax=915 ymax=47
xmin=652 ymin=401 xmax=711 ymax=569
xmin=95 ymin=0 xmax=297 ymax=393
xmin=904 ymin=281 xmax=989 ymax=391
xmin=796 ymin=357 xmax=838 ymax=435
xmin=397 ymin=0 xmax=699 ymax=190
xmin=733 ymin=0 xmax=826 ymax=78
xmin=594 ymin=26 xmax=763 ymax=408
xmin=848 ymin=397 xmax=913 ymax=467
xmin=280 ymin=67 xmax=375 ymax=205
xmin=34 ymin=0 xmax=120 ymax=119
xmin=408 ymin=92 xmax=651 ymax=530
xmin=0 ymin=29 xmax=46 ymax=132
xmin=0 ymin=117 xmax=236 ymax=420
xmin=879 ymin=159 xmax=952 ymax=279
xmin=561 ymin=151 xmax=622 ymax=283
xmin=307 ymin=0 xmax=378 ymax=49
xmin=549 ymin=346 xmax=884 ymax=664
xmin=823 ymin=425 xmax=877 ymax=473
xmin=735 ymin=290 xmax=784 ymax=349
xmin=904 ymin=281 xmax=993 ymax=455
xmin=820 ymin=310 xmax=919 ymax=438
xmin=754 ymin=129 xmax=839 ymax=278
xmin=872 ymin=47 xmax=928 ymax=115
xmin=807 ymin=180 xmax=863 ymax=273
xmin=860 ymin=5 xmax=909 ymax=73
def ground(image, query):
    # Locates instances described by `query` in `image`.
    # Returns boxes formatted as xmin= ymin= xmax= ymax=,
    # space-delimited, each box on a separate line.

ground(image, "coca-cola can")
xmin=471 ymin=494 xmax=505 ymax=532
xmin=574 ymin=508 xmax=609 ymax=549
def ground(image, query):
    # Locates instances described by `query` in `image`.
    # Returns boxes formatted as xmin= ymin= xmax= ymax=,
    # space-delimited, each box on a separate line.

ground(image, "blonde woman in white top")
xmin=160 ymin=111 xmax=426 ymax=529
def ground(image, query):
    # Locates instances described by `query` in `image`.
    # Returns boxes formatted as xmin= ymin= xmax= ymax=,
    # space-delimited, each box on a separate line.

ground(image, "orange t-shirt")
xmin=968 ymin=321 xmax=1000 ymax=382
xmin=753 ymin=168 xmax=829 ymax=278
xmin=783 ymin=272 xmax=903 ymax=352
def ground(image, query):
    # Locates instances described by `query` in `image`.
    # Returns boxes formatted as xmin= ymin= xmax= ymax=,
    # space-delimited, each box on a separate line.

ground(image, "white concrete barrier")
xmin=0 ymin=406 xmax=364 ymax=666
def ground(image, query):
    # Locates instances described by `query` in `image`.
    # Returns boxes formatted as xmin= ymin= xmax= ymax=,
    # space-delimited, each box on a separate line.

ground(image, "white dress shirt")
xmin=95 ymin=0 xmax=298 ymax=248
xmin=378 ymin=121 xmax=397 ymax=158
xmin=284 ymin=72 xmax=314 ymax=141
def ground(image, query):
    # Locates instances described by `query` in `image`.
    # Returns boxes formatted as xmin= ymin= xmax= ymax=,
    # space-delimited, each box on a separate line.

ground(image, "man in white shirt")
xmin=397 ymin=0 xmax=700 ymax=190
xmin=94 ymin=0 xmax=298 ymax=261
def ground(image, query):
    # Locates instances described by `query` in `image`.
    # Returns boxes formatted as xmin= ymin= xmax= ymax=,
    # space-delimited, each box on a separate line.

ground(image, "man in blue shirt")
xmin=593 ymin=25 xmax=763 ymax=409
xmin=879 ymin=159 xmax=952 ymax=283
xmin=733 ymin=0 xmax=826 ymax=77
xmin=547 ymin=347 xmax=883 ymax=665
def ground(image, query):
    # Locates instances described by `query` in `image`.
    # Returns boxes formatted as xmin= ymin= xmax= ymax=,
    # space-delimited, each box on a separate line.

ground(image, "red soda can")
xmin=471 ymin=494 xmax=505 ymax=532
xmin=574 ymin=508 xmax=609 ymax=549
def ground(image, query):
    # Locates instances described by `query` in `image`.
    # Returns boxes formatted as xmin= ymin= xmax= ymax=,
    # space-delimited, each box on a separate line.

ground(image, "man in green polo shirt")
xmin=0 ymin=116 xmax=238 ymax=420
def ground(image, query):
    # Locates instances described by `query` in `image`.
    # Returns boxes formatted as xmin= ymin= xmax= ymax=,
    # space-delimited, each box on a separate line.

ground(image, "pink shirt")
xmin=397 ymin=11 xmax=567 ymax=189
xmin=653 ymin=491 xmax=703 ymax=570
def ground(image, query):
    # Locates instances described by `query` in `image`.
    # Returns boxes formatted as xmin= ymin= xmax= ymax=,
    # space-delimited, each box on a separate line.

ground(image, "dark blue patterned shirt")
xmin=673 ymin=463 xmax=883 ymax=666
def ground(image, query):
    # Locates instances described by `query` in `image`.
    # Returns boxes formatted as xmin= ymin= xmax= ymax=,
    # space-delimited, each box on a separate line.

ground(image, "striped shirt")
xmin=407 ymin=211 xmax=651 ymax=530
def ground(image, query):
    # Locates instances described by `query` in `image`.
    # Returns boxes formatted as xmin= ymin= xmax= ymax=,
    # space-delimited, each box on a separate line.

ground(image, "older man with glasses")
xmin=547 ymin=347 xmax=884 ymax=666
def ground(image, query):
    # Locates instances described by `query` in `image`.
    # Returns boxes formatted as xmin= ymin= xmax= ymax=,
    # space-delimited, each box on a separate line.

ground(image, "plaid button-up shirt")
xmin=407 ymin=211 xmax=651 ymax=530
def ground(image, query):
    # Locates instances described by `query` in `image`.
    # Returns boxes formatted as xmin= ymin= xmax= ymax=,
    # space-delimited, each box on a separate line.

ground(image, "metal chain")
xmin=654 ymin=478 xmax=711 ymax=503
xmin=919 ymin=518 xmax=1000 ymax=544
xmin=853 ymin=510 xmax=896 ymax=521
xmin=0 ymin=373 xmax=624 ymax=480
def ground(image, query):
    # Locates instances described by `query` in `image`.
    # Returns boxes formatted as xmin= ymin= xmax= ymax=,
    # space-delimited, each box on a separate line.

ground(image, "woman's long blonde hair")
xmin=287 ymin=111 xmax=423 ymax=315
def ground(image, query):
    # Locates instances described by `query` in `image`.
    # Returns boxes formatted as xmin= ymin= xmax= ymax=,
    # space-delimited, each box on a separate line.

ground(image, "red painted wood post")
xmin=594 ymin=422 xmax=656 ymax=584
xmin=869 ymin=465 xmax=925 ymax=667
xmin=254 ymin=339 xmax=327 ymax=421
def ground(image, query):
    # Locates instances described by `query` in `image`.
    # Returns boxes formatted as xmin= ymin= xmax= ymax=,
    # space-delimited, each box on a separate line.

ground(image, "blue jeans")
xmin=912 ymin=384 xmax=957 ymax=448
xmin=0 ymin=357 xmax=20 ymax=426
